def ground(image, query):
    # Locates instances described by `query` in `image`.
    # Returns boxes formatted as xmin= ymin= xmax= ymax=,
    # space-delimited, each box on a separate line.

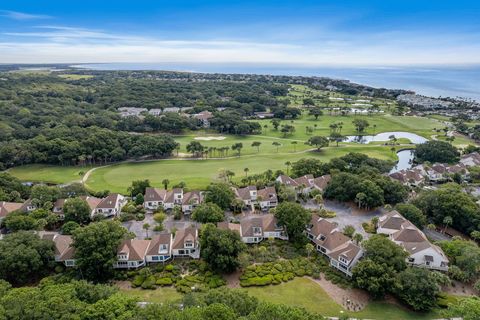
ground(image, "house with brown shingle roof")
xmin=234 ymin=186 xmax=277 ymax=211
xmin=312 ymin=175 xmax=331 ymax=192
xmin=377 ymin=211 xmax=449 ymax=271
xmin=143 ymin=187 xmax=168 ymax=210
xmin=172 ymin=227 xmax=200 ymax=259
xmin=217 ymin=222 xmax=242 ymax=235
xmin=0 ymin=201 xmax=24 ymax=221
xmin=306 ymin=215 xmax=363 ymax=276
xmin=94 ymin=194 xmax=126 ymax=218
xmin=276 ymin=174 xmax=315 ymax=194
xmin=39 ymin=232 xmax=76 ymax=267
xmin=238 ymin=214 xmax=288 ymax=243
xmin=181 ymin=191 xmax=204 ymax=214
xmin=194 ymin=111 xmax=214 ymax=127
xmin=460 ymin=152 xmax=480 ymax=167
xmin=146 ymin=233 xmax=173 ymax=263
xmin=114 ymin=239 xmax=151 ymax=269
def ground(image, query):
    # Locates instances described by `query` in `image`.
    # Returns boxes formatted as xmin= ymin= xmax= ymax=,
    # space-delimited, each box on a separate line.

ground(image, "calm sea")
xmin=73 ymin=63 xmax=480 ymax=101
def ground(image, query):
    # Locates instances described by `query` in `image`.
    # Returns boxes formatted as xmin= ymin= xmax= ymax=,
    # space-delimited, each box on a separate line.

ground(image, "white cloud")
xmin=0 ymin=25 xmax=479 ymax=65
xmin=0 ymin=10 xmax=51 ymax=20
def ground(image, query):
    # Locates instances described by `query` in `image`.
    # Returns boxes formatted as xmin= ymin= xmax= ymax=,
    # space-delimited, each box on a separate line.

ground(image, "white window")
xmin=159 ymin=244 xmax=168 ymax=253
xmin=185 ymin=241 xmax=194 ymax=248
xmin=253 ymin=227 xmax=262 ymax=235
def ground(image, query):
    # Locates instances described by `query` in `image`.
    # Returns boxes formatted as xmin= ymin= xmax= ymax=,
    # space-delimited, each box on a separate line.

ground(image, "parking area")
xmin=122 ymin=214 xmax=197 ymax=239
xmin=304 ymin=200 xmax=384 ymax=238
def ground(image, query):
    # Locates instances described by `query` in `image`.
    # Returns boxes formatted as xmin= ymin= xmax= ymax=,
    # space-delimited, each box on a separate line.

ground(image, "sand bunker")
xmin=194 ymin=136 xmax=226 ymax=141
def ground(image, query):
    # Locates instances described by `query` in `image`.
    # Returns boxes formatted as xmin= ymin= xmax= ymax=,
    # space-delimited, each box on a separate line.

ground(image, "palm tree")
xmin=272 ymin=141 xmax=281 ymax=152
xmin=285 ymin=161 xmax=291 ymax=174
xmin=372 ymin=124 xmax=377 ymax=135
xmin=291 ymin=141 xmax=297 ymax=152
xmin=143 ymin=223 xmax=150 ymax=238
xmin=353 ymin=233 xmax=363 ymax=245
xmin=305 ymin=243 xmax=314 ymax=258
xmin=162 ymin=179 xmax=170 ymax=190
xmin=443 ymin=216 xmax=453 ymax=233
xmin=244 ymin=167 xmax=249 ymax=177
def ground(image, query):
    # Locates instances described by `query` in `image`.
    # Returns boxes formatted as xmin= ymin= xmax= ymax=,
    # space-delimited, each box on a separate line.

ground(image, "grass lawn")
xmin=84 ymin=145 xmax=397 ymax=193
xmin=119 ymin=286 xmax=182 ymax=304
xmin=7 ymin=164 xmax=86 ymax=184
xmin=242 ymin=278 xmax=440 ymax=319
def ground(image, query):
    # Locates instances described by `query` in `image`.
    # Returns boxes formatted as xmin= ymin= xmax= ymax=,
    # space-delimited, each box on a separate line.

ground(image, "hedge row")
xmin=239 ymin=258 xmax=320 ymax=287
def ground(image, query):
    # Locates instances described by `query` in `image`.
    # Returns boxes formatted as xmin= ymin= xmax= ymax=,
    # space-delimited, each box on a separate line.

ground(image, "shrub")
xmin=156 ymin=277 xmax=174 ymax=286
xmin=135 ymin=213 xmax=145 ymax=221
xmin=141 ymin=275 xmax=156 ymax=289
xmin=132 ymin=275 xmax=145 ymax=287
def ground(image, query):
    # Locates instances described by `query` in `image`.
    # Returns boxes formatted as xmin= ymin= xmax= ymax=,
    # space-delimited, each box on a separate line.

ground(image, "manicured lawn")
xmin=242 ymin=278 xmax=440 ymax=319
xmin=7 ymin=164 xmax=86 ymax=184
xmin=242 ymin=278 xmax=346 ymax=317
xmin=119 ymin=286 xmax=182 ymax=304
xmin=84 ymin=145 xmax=397 ymax=193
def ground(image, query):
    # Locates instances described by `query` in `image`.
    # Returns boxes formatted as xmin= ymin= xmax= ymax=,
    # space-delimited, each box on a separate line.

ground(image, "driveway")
xmin=304 ymin=200 xmax=384 ymax=238
xmin=122 ymin=214 xmax=197 ymax=239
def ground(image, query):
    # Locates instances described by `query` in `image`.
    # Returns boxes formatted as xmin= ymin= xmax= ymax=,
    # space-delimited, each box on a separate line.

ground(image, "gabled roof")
xmin=313 ymin=175 xmax=331 ymax=190
xmin=147 ymin=233 xmax=172 ymax=256
xmin=257 ymin=187 xmax=277 ymax=202
xmin=0 ymin=201 xmax=24 ymax=219
xmin=172 ymin=227 xmax=197 ymax=250
xmin=144 ymin=187 xmax=167 ymax=202
xmin=118 ymin=239 xmax=151 ymax=261
xmin=328 ymin=242 xmax=362 ymax=265
xmin=294 ymin=174 xmax=314 ymax=187
xmin=240 ymin=214 xmax=282 ymax=237
xmin=308 ymin=215 xmax=336 ymax=238
xmin=182 ymin=191 xmax=203 ymax=205
xmin=96 ymin=194 xmax=122 ymax=209
xmin=392 ymin=227 xmax=427 ymax=243
xmin=235 ymin=186 xmax=256 ymax=201
xmin=39 ymin=232 xmax=75 ymax=261
xmin=79 ymin=196 xmax=102 ymax=211
xmin=321 ymin=230 xmax=350 ymax=251
xmin=217 ymin=222 xmax=242 ymax=234
xmin=194 ymin=111 xmax=213 ymax=120
xmin=276 ymin=175 xmax=298 ymax=187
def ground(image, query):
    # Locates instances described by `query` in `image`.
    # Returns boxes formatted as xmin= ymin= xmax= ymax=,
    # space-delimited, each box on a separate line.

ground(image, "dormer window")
xmin=185 ymin=241 xmax=194 ymax=248
xmin=159 ymin=244 xmax=168 ymax=253
xmin=319 ymin=235 xmax=326 ymax=241
xmin=253 ymin=227 xmax=262 ymax=235
xmin=118 ymin=253 xmax=128 ymax=260
xmin=339 ymin=256 xmax=349 ymax=264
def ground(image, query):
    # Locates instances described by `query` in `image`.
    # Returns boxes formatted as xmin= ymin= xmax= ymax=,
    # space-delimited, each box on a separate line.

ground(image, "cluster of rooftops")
xmin=389 ymin=152 xmax=480 ymax=186
xmin=1 ymin=170 xmax=451 ymax=276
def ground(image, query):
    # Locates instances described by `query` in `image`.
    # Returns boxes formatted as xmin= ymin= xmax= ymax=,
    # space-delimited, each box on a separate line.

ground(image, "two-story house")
xmin=181 ymin=191 xmax=204 ymax=214
xmin=306 ymin=215 xmax=363 ymax=276
xmin=113 ymin=239 xmax=151 ymax=269
xmin=172 ymin=227 xmax=200 ymax=259
xmin=39 ymin=232 xmax=76 ymax=267
xmin=377 ymin=211 xmax=449 ymax=271
xmin=0 ymin=201 xmax=24 ymax=222
xmin=235 ymin=214 xmax=288 ymax=243
xmin=94 ymin=194 xmax=126 ymax=218
xmin=256 ymin=187 xmax=278 ymax=210
xmin=146 ymin=233 xmax=173 ymax=263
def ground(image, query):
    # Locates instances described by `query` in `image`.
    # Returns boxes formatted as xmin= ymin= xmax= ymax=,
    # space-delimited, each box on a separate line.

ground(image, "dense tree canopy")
xmin=192 ymin=203 xmax=225 ymax=223
xmin=204 ymin=183 xmax=235 ymax=210
xmin=0 ymin=231 xmax=54 ymax=285
xmin=64 ymin=197 xmax=91 ymax=224
xmin=394 ymin=203 xmax=427 ymax=228
xmin=414 ymin=140 xmax=460 ymax=164
xmin=274 ymin=202 xmax=311 ymax=242
xmin=72 ymin=220 xmax=128 ymax=281
xmin=200 ymin=224 xmax=246 ymax=273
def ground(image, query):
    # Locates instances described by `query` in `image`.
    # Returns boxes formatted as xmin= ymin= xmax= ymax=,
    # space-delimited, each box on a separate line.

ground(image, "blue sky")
xmin=1 ymin=0 xmax=479 ymax=65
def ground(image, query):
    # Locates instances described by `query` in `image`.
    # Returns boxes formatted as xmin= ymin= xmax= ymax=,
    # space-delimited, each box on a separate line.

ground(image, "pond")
xmin=345 ymin=131 xmax=428 ymax=144
xmin=389 ymin=149 xmax=415 ymax=174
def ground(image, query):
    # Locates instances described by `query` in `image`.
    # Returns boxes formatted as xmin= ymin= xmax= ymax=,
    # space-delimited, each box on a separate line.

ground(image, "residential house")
xmin=234 ymin=186 xmax=257 ymax=209
xmin=377 ymin=211 xmax=449 ymax=271
xmin=256 ymin=187 xmax=278 ymax=210
xmin=0 ymin=201 xmax=24 ymax=221
xmin=54 ymin=197 xmax=101 ymax=220
xmin=460 ymin=152 xmax=480 ymax=167
xmin=118 ymin=107 xmax=147 ymax=118
xmin=146 ymin=233 xmax=173 ymax=263
xmin=39 ymin=232 xmax=76 ymax=267
xmin=94 ymin=194 xmax=126 ymax=218
xmin=52 ymin=199 xmax=66 ymax=219
xmin=276 ymin=174 xmax=315 ymax=194
xmin=194 ymin=111 xmax=214 ymax=128
xmin=143 ymin=187 xmax=168 ymax=211
xmin=312 ymin=175 xmax=332 ymax=192
xmin=254 ymin=112 xmax=274 ymax=119
xmin=389 ymin=168 xmax=425 ymax=187
xmin=306 ymin=215 xmax=363 ymax=276
xmin=181 ymin=191 xmax=204 ymax=214
xmin=148 ymin=108 xmax=163 ymax=116
xmin=237 ymin=214 xmax=288 ymax=243
xmin=172 ymin=227 xmax=200 ymax=259
xmin=114 ymin=239 xmax=151 ymax=269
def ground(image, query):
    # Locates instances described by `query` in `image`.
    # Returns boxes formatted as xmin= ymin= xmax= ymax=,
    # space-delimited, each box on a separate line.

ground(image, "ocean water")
xmin=73 ymin=63 xmax=480 ymax=101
